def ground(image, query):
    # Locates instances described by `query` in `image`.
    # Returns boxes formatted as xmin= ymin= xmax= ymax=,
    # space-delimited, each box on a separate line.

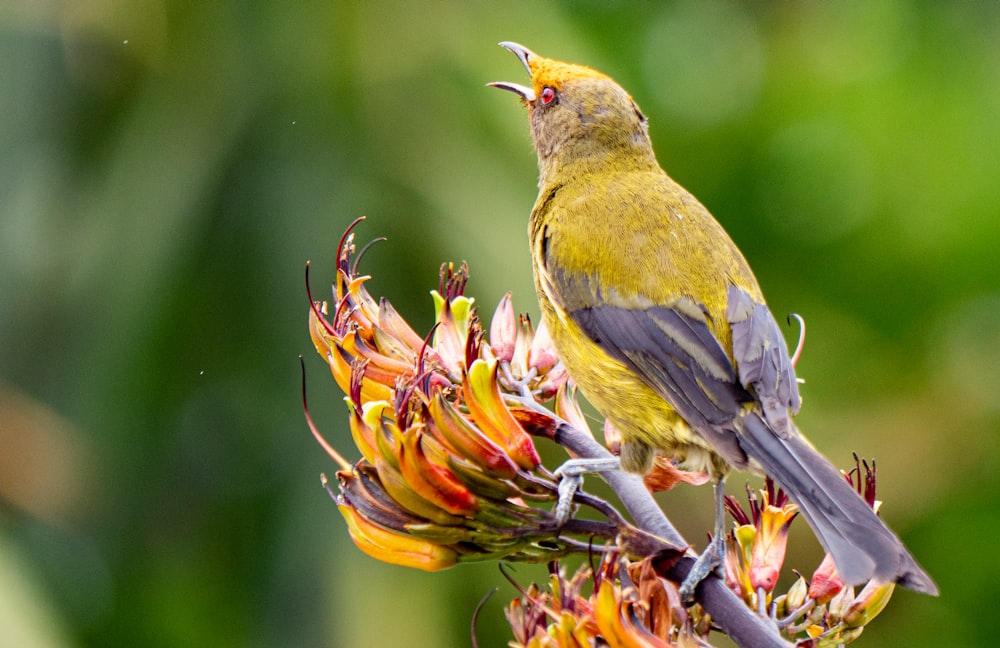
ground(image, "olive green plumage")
xmin=491 ymin=42 xmax=937 ymax=596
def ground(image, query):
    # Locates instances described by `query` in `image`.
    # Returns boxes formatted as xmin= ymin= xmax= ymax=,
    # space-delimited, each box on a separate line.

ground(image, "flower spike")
xmin=306 ymin=220 xmax=907 ymax=646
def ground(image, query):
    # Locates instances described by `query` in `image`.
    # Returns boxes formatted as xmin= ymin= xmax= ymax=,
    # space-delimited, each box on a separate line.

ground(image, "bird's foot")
xmin=551 ymin=457 xmax=621 ymax=525
xmin=679 ymin=531 xmax=726 ymax=605
xmin=680 ymin=477 xmax=728 ymax=605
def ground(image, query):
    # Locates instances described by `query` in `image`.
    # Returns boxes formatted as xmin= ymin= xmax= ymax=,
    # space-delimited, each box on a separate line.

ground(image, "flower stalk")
xmin=306 ymin=218 xmax=672 ymax=572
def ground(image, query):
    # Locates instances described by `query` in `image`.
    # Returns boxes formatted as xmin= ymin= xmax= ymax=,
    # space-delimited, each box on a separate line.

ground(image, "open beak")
xmin=487 ymin=41 xmax=537 ymax=102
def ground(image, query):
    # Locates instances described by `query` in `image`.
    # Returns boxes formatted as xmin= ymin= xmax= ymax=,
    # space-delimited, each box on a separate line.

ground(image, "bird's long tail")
xmin=737 ymin=413 xmax=938 ymax=595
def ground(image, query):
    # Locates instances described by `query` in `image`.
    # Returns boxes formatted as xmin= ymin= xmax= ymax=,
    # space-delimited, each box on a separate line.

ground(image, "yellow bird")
xmin=490 ymin=42 xmax=937 ymax=599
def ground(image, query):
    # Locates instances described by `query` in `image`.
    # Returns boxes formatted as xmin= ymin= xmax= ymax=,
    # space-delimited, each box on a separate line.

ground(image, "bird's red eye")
xmin=540 ymin=86 xmax=556 ymax=105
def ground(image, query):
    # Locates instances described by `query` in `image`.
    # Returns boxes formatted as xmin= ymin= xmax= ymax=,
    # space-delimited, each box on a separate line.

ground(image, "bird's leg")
xmin=679 ymin=476 xmax=728 ymax=604
xmin=552 ymin=457 xmax=622 ymax=524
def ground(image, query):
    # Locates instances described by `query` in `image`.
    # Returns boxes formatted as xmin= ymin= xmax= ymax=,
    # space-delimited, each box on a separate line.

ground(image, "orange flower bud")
xmin=749 ymin=503 xmax=798 ymax=592
xmin=338 ymin=502 xmax=457 ymax=572
xmin=808 ymin=553 xmax=845 ymax=604
xmin=427 ymin=393 xmax=520 ymax=479
xmin=398 ymin=427 xmax=480 ymax=516
xmin=463 ymin=359 xmax=541 ymax=470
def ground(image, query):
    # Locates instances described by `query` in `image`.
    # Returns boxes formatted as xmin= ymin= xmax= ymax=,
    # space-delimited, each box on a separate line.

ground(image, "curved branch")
xmin=553 ymin=422 xmax=792 ymax=648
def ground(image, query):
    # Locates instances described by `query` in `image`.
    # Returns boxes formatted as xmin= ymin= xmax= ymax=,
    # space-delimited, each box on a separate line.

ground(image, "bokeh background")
xmin=2 ymin=1 xmax=998 ymax=646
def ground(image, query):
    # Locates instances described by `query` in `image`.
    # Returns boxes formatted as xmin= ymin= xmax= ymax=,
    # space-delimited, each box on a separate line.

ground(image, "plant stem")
xmin=554 ymin=422 xmax=792 ymax=648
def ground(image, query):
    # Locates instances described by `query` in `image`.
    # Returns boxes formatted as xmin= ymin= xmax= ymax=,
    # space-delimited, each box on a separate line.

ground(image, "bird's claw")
xmin=679 ymin=477 xmax=728 ymax=605
xmin=679 ymin=532 xmax=726 ymax=605
xmin=551 ymin=457 xmax=622 ymax=526
xmin=554 ymin=471 xmax=583 ymax=525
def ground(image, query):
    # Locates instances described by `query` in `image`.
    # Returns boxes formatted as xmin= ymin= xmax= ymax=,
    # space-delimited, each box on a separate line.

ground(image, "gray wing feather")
xmin=726 ymin=285 xmax=801 ymax=436
xmin=568 ymin=302 xmax=751 ymax=467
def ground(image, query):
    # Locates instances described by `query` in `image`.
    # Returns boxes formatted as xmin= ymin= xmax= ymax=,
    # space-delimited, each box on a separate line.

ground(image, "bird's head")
xmin=489 ymin=42 xmax=655 ymax=181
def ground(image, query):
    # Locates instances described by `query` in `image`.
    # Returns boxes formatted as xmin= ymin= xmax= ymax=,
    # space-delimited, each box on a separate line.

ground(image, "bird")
xmin=489 ymin=41 xmax=937 ymax=600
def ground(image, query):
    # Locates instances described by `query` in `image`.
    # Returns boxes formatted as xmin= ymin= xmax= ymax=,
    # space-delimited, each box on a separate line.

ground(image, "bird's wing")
xmin=548 ymin=265 xmax=749 ymax=464
xmin=726 ymin=284 xmax=802 ymax=436
xmin=566 ymin=295 xmax=743 ymax=427
xmin=549 ymin=265 xmax=801 ymax=455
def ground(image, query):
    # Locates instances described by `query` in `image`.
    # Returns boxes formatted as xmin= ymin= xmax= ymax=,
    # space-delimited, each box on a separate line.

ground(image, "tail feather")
xmin=737 ymin=413 xmax=938 ymax=595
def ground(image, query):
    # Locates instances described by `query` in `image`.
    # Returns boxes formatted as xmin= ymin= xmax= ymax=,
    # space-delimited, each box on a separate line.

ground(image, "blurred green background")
xmin=2 ymin=1 xmax=998 ymax=646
